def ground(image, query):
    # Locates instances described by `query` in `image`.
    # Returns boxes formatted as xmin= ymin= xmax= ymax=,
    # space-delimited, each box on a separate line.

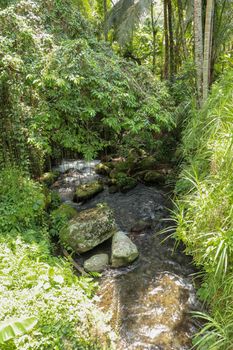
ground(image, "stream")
xmin=52 ymin=160 xmax=200 ymax=350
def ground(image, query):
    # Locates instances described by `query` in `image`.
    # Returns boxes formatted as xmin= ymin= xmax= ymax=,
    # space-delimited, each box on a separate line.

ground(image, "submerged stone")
xmin=59 ymin=204 xmax=117 ymax=253
xmin=130 ymin=220 xmax=152 ymax=233
xmin=84 ymin=254 xmax=109 ymax=272
xmin=74 ymin=181 xmax=104 ymax=202
xmin=111 ymin=231 xmax=139 ymax=267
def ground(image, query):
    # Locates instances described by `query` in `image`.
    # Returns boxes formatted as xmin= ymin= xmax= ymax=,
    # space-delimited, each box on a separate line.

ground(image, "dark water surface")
xmin=53 ymin=160 xmax=200 ymax=350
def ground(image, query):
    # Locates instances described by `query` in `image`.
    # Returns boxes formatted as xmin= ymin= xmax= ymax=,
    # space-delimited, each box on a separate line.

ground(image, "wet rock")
xmin=143 ymin=170 xmax=165 ymax=184
xmin=39 ymin=171 xmax=59 ymax=186
xmin=59 ymin=204 xmax=117 ymax=253
xmin=110 ymin=173 xmax=137 ymax=193
xmin=74 ymin=181 xmax=103 ymax=202
xmin=111 ymin=231 xmax=139 ymax=267
xmin=114 ymin=161 xmax=132 ymax=174
xmin=108 ymin=185 xmax=118 ymax=194
xmin=95 ymin=163 xmax=111 ymax=176
xmin=84 ymin=254 xmax=109 ymax=272
xmin=130 ymin=220 xmax=152 ymax=233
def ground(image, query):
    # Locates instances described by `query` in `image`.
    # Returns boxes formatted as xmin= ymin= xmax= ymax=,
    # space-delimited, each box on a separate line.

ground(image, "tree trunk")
xmin=163 ymin=0 xmax=169 ymax=79
xmin=177 ymin=0 xmax=187 ymax=59
xmin=167 ymin=0 xmax=175 ymax=78
xmin=194 ymin=0 xmax=203 ymax=107
xmin=203 ymin=0 xmax=215 ymax=102
xmin=151 ymin=0 xmax=156 ymax=73
xmin=103 ymin=0 xmax=108 ymax=40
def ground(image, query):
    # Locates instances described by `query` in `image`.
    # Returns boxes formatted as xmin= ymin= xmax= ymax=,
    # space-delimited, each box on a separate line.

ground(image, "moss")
xmin=143 ymin=171 xmax=165 ymax=184
xmin=95 ymin=163 xmax=111 ymax=175
xmin=136 ymin=156 xmax=157 ymax=171
xmin=114 ymin=159 xmax=135 ymax=173
xmin=52 ymin=203 xmax=77 ymax=220
xmin=59 ymin=204 xmax=117 ymax=253
xmin=39 ymin=171 xmax=60 ymax=187
xmin=112 ymin=172 xmax=137 ymax=192
xmin=74 ymin=181 xmax=104 ymax=202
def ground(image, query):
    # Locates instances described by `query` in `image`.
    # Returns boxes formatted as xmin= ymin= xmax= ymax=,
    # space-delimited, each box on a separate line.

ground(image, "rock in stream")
xmin=53 ymin=160 xmax=200 ymax=349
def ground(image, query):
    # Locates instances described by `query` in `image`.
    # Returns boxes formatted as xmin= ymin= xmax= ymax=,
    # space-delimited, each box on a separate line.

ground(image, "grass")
xmin=173 ymin=69 xmax=233 ymax=349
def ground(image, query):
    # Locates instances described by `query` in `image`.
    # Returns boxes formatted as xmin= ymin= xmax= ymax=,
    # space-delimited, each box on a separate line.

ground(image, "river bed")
xmin=52 ymin=160 xmax=200 ymax=349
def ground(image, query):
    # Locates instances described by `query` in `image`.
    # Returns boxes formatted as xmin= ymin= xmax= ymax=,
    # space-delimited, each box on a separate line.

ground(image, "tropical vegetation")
xmin=0 ymin=0 xmax=233 ymax=349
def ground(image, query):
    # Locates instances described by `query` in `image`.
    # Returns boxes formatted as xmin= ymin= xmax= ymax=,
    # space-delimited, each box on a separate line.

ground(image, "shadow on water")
xmin=53 ymin=160 xmax=201 ymax=350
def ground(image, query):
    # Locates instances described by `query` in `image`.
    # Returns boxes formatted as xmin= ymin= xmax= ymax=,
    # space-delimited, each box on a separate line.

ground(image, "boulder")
xmin=143 ymin=170 xmax=165 ymax=184
xmin=109 ymin=173 xmax=137 ymax=193
xmin=59 ymin=204 xmax=117 ymax=253
xmin=74 ymin=181 xmax=104 ymax=202
xmin=111 ymin=231 xmax=139 ymax=267
xmin=95 ymin=163 xmax=111 ymax=176
xmin=84 ymin=254 xmax=109 ymax=272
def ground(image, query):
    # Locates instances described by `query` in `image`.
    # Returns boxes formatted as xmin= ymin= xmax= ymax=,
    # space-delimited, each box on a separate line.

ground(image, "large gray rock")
xmin=84 ymin=254 xmax=109 ymax=272
xmin=59 ymin=204 xmax=117 ymax=253
xmin=111 ymin=231 xmax=139 ymax=267
xmin=74 ymin=181 xmax=104 ymax=202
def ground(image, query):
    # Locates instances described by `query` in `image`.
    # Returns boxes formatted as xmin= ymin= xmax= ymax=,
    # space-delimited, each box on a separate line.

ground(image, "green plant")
xmin=0 ymin=317 xmax=38 ymax=345
xmin=174 ymin=69 xmax=233 ymax=349
xmin=0 ymin=167 xmax=115 ymax=349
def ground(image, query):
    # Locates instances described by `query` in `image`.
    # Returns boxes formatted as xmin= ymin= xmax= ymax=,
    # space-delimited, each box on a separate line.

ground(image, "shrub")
xmin=0 ymin=168 xmax=115 ymax=349
xmin=174 ymin=70 xmax=233 ymax=349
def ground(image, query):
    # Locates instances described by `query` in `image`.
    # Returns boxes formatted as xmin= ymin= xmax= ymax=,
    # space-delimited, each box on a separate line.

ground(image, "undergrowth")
xmin=0 ymin=168 xmax=115 ymax=349
xmin=174 ymin=70 xmax=233 ymax=349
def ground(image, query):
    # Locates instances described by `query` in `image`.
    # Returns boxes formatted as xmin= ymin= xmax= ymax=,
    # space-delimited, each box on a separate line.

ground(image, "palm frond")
xmin=105 ymin=0 xmax=151 ymax=46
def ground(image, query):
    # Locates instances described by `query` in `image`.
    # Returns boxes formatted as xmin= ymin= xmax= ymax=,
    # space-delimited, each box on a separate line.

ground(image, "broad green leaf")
xmin=0 ymin=317 xmax=38 ymax=344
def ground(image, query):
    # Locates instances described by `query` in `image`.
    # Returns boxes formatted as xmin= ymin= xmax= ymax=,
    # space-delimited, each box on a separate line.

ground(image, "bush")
xmin=174 ymin=70 xmax=233 ymax=349
xmin=0 ymin=0 xmax=174 ymax=174
xmin=0 ymin=168 xmax=115 ymax=349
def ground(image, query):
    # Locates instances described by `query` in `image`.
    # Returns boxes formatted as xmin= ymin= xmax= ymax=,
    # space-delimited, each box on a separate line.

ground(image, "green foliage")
xmin=50 ymin=204 xmax=77 ymax=237
xmin=0 ymin=168 xmax=45 ymax=235
xmin=0 ymin=317 xmax=38 ymax=344
xmin=0 ymin=168 xmax=115 ymax=349
xmin=0 ymin=0 xmax=174 ymax=173
xmin=173 ymin=70 xmax=233 ymax=349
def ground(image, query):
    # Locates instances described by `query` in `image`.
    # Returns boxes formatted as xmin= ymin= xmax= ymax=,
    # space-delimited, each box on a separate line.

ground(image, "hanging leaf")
xmin=0 ymin=317 xmax=38 ymax=344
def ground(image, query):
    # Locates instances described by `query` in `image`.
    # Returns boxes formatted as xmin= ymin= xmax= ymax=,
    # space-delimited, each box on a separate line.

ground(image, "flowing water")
xmin=53 ymin=160 xmax=200 ymax=350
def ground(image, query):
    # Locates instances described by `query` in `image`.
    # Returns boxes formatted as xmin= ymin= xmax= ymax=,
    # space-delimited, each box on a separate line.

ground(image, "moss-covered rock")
xmin=143 ymin=170 xmax=165 ymax=184
xmin=135 ymin=156 xmax=157 ymax=172
xmin=110 ymin=173 xmax=137 ymax=193
xmin=59 ymin=204 xmax=117 ymax=253
xmin=95 ymin=163 xmax=111 ymax=176
xmin=112 ymin=158 xmax=136 ymax=175
xmin=117 ymin=174 xmax=137 ymax=192
xmin=74 ymin=181 xmax=104 ymax=202
xmin=39 ymin=171 xmax=60 ymax=186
